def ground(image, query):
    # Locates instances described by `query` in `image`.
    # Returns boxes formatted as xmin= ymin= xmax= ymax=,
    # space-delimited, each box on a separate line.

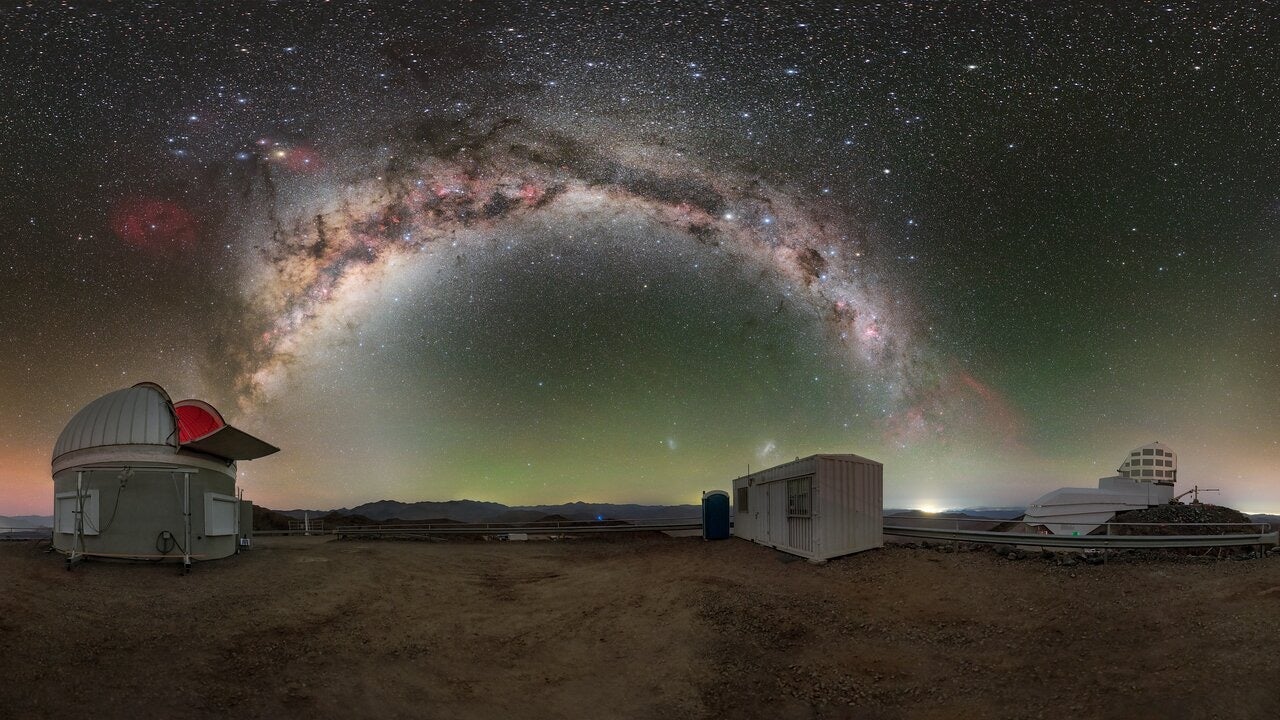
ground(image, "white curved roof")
xmin=52 ymin=383 xmax=177 ymax=461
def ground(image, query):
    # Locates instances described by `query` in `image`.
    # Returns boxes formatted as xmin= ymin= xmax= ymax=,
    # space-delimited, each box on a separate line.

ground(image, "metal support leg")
xmin=182 ymin=472 xmax=192 ymax=574
xmin=67 ymin=470 xmax=85 ymax=570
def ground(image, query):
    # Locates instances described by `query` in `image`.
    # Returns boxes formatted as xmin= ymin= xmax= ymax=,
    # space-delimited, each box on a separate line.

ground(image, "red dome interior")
xmin=174 ymin=403 xmax=225 ymax=443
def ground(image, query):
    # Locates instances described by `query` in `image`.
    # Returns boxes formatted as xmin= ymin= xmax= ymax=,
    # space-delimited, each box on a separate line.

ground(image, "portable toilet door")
xmin=702 ymin=490 xmax=731 ymax=540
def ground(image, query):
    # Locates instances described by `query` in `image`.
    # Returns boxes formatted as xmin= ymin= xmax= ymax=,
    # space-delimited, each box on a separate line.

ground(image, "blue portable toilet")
xmin=702 ymin=490 xmax=731 ymax=540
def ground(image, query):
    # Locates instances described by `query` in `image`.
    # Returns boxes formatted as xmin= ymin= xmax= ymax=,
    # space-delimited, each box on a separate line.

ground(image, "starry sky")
xmin=2 ymin=2 xmax=1277 ymax=516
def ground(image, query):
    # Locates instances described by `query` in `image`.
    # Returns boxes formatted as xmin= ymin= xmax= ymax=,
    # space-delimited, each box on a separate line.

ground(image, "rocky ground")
xmin=1 ymin=535 xmax=1278 ymax=719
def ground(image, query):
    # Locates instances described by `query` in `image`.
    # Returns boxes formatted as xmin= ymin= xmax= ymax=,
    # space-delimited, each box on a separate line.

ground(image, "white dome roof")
xmin=52 ymin=383 xmax=177 ymax=461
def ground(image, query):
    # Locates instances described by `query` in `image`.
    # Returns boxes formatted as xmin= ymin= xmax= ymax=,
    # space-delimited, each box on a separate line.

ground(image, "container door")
xmin=764 ymin=484 xmax=776 ymax=545
xmin=768 ymin=483 xmax=788 ymax=547
xmin=733 ymin=483 xmax=752 ymax=540
xmin=750 ymin=483 xmax=766 ymax=542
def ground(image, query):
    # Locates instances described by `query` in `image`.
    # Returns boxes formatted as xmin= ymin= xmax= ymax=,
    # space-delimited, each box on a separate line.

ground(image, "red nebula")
xmin=519 ymin=182 xmax=544 ymax=204
xmin=108 ymin=197 xmax=199 ymax=250
xmin=280 ymin=144 xmax=323 ymax=173
xmin=884 ymin=369 xmax=1026 ymax=448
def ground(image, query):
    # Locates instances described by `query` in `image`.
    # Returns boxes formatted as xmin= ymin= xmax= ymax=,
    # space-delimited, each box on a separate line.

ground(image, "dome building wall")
xmin=51 ymin=448 xmax=239 ymax=561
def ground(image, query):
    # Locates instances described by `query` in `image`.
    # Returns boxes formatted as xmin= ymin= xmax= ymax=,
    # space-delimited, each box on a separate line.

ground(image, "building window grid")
xmin=1119 ymin=452 xmax=1174 ymax=480
xmin=787 ymin=477 xmax=812 ymax=518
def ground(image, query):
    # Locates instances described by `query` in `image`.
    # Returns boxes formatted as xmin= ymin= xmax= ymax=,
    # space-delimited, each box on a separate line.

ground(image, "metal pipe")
xmin=74 ymin=465 xmax=184 ymax=472
xmin=883 ymin=525 xmax=1278 ymax=549
xmin=72 ymin=470 xmax=84 ymax=564
xmin=182 ymin=472 xmax=191 ymax=571
xmin=58 ymin=550 xmax=211 ymax=560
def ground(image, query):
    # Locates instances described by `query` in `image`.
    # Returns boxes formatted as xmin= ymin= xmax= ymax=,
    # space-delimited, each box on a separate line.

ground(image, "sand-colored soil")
xmin=1 ymin=535 xmax=1277 ymax=719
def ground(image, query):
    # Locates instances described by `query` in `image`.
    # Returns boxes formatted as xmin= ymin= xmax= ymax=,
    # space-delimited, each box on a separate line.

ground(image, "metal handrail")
xmin=883 ymin=514 xmax=1268 ymax=526
xmin=882 ymin=515 xmax=1272 ymax=533
xmin=883 ymin=525 xmax=1278 ymax=549
xmin=253 ymin=514 xmax=1277 ymax=547
xmin=1091 ymin=521 xmax=1266 ymax=526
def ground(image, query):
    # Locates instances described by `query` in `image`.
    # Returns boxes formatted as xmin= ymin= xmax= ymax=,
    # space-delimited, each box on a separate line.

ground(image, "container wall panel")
xmin=816 ymin=456 xmax=883 ymax=559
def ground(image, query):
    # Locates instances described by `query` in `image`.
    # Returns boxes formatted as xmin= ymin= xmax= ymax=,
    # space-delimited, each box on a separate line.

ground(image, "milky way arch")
xmin=225 ymin=118 xmax=1016 ymax=443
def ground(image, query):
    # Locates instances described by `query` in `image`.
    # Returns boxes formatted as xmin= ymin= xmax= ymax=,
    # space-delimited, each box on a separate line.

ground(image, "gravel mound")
xmin=1111 ymin=503 xmax=1256 ymax=535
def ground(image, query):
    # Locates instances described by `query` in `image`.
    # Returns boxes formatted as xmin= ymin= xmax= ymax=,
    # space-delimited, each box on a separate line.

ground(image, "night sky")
xmin=2 ymin=2 xmax=1277 ymax=515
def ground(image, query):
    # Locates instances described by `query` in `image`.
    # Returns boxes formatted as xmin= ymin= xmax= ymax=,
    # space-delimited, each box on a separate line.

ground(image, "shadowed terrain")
xmin=1 ymin=536 xmax=1277 ymax=719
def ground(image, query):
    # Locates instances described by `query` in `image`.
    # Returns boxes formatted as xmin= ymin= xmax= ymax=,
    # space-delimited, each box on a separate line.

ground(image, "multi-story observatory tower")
xmin=1024 ymin=442 xmax=1177 ymax=535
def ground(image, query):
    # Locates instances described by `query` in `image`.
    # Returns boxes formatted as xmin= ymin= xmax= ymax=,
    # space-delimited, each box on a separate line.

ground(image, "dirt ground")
xmin=1 ymin=535 xmax=1278 ymax=720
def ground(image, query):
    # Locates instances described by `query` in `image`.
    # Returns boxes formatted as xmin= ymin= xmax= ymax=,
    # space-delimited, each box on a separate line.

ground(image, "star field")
xmin=1 ymin=2 xmax=1276 ymax=514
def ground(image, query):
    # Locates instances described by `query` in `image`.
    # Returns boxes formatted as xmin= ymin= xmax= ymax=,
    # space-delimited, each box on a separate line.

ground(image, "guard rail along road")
xmin=330 ymin=515 xmax=1277 ymax=551
xmin=881 ymin=516 xmax=1277 ymax=551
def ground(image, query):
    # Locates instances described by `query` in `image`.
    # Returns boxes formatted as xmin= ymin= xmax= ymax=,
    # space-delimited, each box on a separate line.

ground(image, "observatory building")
xmin=51 ymin=382 xmax=278 ymax=568
xmin=1023 ymin=442 xmax=1177 ymax=535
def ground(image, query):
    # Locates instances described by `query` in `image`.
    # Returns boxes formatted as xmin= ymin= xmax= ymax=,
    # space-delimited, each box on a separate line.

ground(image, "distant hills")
xmin=273 ymin=499 xmax=703 ymax=524
xmin=269 ymin=503 xmax=1047 ymax=525
xmin=0 ymin=515 xmax=52 ymax=530
xmin=1250 ymin=514 xmax=1280 ymax=530
xmin=951 ymin=507 xmax=1028 ymax=520
xmin=882 ymin=508 xmax=1025 ymax=532
xmin=885 ymin=507 xmax=1026 ymax=520
xmin=0 ymin=515 xmax=52 ymax=538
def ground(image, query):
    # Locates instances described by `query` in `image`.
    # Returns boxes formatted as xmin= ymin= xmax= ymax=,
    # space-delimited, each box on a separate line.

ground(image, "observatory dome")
xmin=50 ymin=381 xmax=277 ymax=566
xmin=51 ymin=382 xmax=176 ymax=461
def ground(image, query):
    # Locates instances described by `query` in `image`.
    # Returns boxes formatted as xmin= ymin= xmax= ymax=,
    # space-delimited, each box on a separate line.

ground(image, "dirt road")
xmin=1 ymin=536 xmax=1277 ymax=719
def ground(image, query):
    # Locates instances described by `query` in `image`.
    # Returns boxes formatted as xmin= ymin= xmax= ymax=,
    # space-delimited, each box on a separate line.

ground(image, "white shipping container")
xmin=731 ymin=454 xmax=883 ymax=562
